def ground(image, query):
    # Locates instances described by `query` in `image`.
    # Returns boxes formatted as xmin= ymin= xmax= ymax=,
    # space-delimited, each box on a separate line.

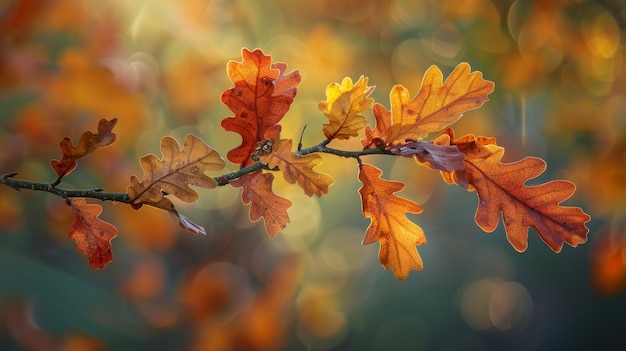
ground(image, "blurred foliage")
xmin=1 ymin=0 xmax=625 ymax=350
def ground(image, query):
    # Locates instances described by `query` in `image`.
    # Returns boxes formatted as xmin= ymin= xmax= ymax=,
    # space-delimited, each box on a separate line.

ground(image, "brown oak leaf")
xmin=127 ymin=134 xmax=225 ymax=204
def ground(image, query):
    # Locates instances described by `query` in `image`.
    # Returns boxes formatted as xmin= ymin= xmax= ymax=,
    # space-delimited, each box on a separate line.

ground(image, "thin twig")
xmin=0 ymin=173 xmax=130 ymax=203
xmin=296 ymin=140 xmax=391 ymax=158
xmin=214 ymin=162 xmax=265 ymax=186
xmin=1 ymin=140 xmax=397 ymax=203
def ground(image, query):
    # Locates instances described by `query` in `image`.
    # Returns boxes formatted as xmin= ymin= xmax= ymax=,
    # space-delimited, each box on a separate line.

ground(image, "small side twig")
xmin=297 ymin=125 xmax=307 ymax=151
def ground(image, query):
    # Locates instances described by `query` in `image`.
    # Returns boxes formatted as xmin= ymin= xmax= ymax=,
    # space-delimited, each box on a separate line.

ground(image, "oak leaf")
xmin=127 ymin=134 xmax=225 ymax=205
xmin=362 ymin=103 xmax=391 ymax=149
xmin=231 ymin=171 xmax=292 ymax=237
xmin=362 ymin=63 xmax=494 ymax=148
xmin=66 ymin=198 xmax=118 ymax=269
xmin=50 ymin=117 xmax=117 ymax=179
xmin=221 ymin=48 xmax=301 ymax=166
xmin=436 ymin=129 xmax=591 ymax=252
xmin=319 ymin=76 xmax=374 ymax=141
xmin=390 ymin=141 xmax=465 ymax=173
xmin=359 ymin=163 xmax=425 ymax=280
xmin=259 ymin=139 xmax=334 ymax=197
xmin=135 ymin=197 xmax=207 ymax=236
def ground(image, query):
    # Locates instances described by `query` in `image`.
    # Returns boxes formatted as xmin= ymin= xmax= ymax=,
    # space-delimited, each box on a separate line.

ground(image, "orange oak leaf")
xmin=127 ymin=134 xmax=225 ymax=205
xmin=221 ymin=48 xmax=301 ymax=166
xmin=50 ymin=117 xmax=117 ymax=179
xmin=259 ymin=138 xmax=334 ymax=197
xmin=66 ymin=198 xmax=118 ymax=269
xmin=358 ymin=163 xmax=425 ymax=280
xmin=361 ymin=63 xmax=494 ymax=148
xmin=319 ymin=76 xmax=374 ymax=141
xmin=362 ymin=103 xmax=391 ymax=149
xmin=231 ymin=171 xmax=292 ymax=237
xmin=437 ymin=129 xmax=591 ymax=252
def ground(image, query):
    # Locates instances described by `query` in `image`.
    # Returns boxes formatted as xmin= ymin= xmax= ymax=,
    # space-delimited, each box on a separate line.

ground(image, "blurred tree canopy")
xmin=1 ymin=0 xmax=625 ymax=350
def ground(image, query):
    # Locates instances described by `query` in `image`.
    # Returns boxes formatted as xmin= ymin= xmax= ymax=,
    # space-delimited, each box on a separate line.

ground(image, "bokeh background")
xmin=1 ymin=0 xmax=625 ymax=350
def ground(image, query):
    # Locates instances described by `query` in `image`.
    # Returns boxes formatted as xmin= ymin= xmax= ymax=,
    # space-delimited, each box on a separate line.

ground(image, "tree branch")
xmin=0 ymin=172 xmax=131 ymax=203
xmin=214 ymin=161 xmax=266 ymax=186
xmin=296 ymin=140 xmax=392 ymax=158
xmin=0 ymin=140 xmax=397 ymax=203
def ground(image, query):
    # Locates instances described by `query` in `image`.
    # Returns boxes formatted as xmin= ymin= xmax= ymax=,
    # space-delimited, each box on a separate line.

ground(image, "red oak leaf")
xmin=66 ymin=198 xmax=118 ymax=269
xmin=50 ymin=117 xmax=117 ymax=180
xmin=220 ymin=48 xmax=301 ymax=166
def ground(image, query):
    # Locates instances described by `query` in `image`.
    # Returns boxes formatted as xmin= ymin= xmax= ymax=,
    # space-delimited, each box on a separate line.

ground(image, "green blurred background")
xmin=1 ymin=0 xmax=625 ymax=350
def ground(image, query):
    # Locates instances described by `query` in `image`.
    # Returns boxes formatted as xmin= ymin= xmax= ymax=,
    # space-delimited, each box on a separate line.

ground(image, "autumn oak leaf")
xmin=66 ymin=198 xmax=118 ymax=269
xmin=362 ymin=103 xmax=392 ymax=149
xmin=437 ymin=129 xmax=591 ymax=252
xmin=259 ymin=139 xmax=334 ymax=197
xmin=359 ymin=163 xmax=425 ymax=280
xmin=127 ymin=134 xmax=225 ymax=205
xmin=319 ymin=76 xmax=374 ymax=141
xmin=362 ymin=63 xmax=494 ymax=148
xmin=50 ymin=117 xmax=117 ymax=180
xmin=135 ymin=197 xmax=207 ymax=235
xmin=231 ymin=171 xmax=292 ymax=237
xmin=221 ymin=48 xmax=301 ymax=166
xmin=390 ymin=141 xmax=465 ymax=173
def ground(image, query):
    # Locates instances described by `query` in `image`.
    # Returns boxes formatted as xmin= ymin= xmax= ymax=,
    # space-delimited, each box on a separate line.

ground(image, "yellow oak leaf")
xmin=319 ymin=76 xmax=374 ymax=141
